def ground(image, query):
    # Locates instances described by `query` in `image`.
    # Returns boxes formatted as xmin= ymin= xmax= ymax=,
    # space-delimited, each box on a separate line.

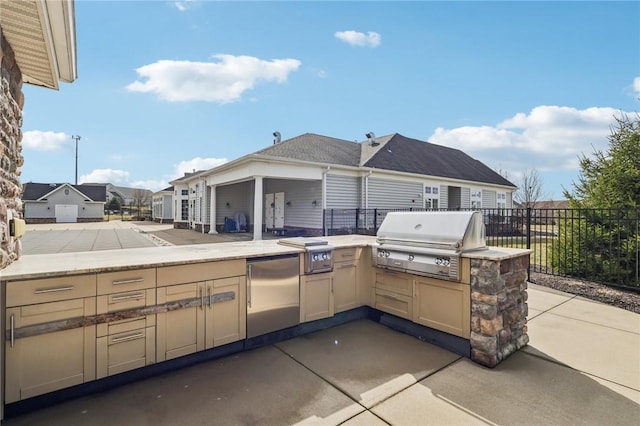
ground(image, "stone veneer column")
xmin=0 ymin=28 xmax=25 ymax=269
xmin=469 ymin=254 xmax=530 ymax=367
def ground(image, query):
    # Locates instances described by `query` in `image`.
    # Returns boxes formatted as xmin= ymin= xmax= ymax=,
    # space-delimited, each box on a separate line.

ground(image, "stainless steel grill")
xmin=374 ymin=211 xmax=487 ymax=281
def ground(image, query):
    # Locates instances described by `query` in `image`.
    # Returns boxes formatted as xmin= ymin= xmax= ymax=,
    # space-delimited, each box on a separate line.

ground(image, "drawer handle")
xmin=111 ymin=332 xmax=144 ymax=344
xmin=10 ymin=314 xmax=15 ymax=348
xmin=112 ymin=278 xmax=144 ymax=285
xmin=111 ymin=293 xmax=144 ymax=302
xmin=34 ymin=286 xmax=74 ymax=294
xmin=340 ymin=253 xmax=355 ymax=257
xmin=383 ymin=292 xmax=399 ymax=301
xmin=338 ymin=263 xmax=355 ymax=269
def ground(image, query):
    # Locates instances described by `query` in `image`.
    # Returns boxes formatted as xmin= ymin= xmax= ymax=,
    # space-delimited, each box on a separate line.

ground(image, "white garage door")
xmin=55 ymin=205 xmax=78 ymax=223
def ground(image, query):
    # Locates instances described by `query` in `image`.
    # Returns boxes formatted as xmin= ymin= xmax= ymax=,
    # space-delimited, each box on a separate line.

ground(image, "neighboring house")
xmin=152 ymin=186 xmax=174 ymax=223
xmin=0 ymin=0 xmax=77 ymax=268
xmin=22 ymin=183 xmax=106 ymax=224
xmin=104 ymin=184 xmax=152 ymax=209
xmin=171 ymin=133 xmax=516 ymax=240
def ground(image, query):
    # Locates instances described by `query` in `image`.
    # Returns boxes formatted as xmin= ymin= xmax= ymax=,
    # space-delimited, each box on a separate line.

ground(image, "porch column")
xmin=253 ymin=176 xmax=263 ymax=241
xmin=208 ymin=185 xmax=218 ymax=234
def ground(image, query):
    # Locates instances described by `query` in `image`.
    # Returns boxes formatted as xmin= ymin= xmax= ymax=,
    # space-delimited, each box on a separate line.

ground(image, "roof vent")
xmin=366 ymin=132 xmax=379 ymax=147
xmin=273 ymin=131 xmax=281 ymax=144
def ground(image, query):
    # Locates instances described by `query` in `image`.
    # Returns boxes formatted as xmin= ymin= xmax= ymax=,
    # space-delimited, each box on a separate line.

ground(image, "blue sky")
xmin=20 ymin=0 xmax=640 ymax=200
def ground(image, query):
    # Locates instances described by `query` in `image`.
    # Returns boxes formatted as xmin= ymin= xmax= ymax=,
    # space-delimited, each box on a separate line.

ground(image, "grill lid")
xmin=376 ymin=211 xmax=487 ymax=253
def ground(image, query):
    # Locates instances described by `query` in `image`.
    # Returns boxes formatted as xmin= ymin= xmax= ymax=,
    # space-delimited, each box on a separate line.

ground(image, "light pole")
xmin=72 ymin=135 xmax=81 ymax=184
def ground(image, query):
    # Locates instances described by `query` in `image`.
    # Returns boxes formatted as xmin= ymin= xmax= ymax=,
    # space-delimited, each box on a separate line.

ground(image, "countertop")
xmin=0 ymin=235 xmax=377 ymax=281
xmin=0 ymin=235 xmax=530 ymax=281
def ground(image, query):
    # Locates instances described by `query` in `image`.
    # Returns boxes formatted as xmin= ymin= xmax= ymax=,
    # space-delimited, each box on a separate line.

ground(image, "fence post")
xmin=374 ymin=208 xmax=378 ymax=232
xmin=330 ymin=209 xmax=334 ymax=236
xmin=526 ymin=207 xmax=532 ymax=282
xmin=355 ymin=208 xmax=360 ymax=234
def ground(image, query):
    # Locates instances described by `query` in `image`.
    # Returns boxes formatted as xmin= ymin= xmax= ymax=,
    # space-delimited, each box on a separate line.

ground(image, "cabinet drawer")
xmin=157 ymin=260 xmax=245 ymax=286
xmin=97 ymin=268 xmax=156 ymax=295
xmin=7 ymin=275 xmax=97 ymax=307
xmin=334 ymin=247 xmax=361 ymax=262
xmin=374 ymin=289 xmax=413 ymax=320
xmin=97 ymin=321 xmax=156 ymax=379
xmin=375 ymin=270 xmax=413 ymax=296
xmin=97 ymin=288 xmax=156 ymax=315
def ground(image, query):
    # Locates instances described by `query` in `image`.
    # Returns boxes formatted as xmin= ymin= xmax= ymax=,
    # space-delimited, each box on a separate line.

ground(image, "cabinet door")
xmin=300 ymin=274 xmax=334 ymax=322
xmin=156 ymin=282 xmax=205 ymax=362
xmin=5 ymin=298 xmax=96 ymax=403
xmin=208 ymin=276 xmax=246 ymax=347
xmin=333 ymin=262 xmax=357 ymax=313
xmin=413 ymin=278 xmax=471 ymax=338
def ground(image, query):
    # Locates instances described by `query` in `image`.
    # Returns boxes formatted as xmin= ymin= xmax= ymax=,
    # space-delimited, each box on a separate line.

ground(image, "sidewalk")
xmin=3 ymin=283 xmax=639 ymax=425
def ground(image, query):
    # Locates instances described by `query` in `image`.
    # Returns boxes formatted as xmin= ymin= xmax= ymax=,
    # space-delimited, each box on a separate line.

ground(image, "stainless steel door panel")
xmin=247 ymin=255 xmax=299 ymax=338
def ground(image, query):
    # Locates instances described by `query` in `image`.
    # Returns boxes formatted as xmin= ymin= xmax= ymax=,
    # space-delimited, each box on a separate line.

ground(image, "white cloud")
xmin=335 ymin=30 xmax=381 ymax=48
xmin=174 ymin=1 xmax=195 ymax=12
xmin=428 ymin=106 xmax=630 ymax=174
xmin=79 ymin=169 xmax=130 ymax=185
xmin=76 ymin=157 xmax=229 ymax=193
xmin=126 ymin=54 xmax=301 ymax=103
xmin=173 ymin=157 xmax=228 ymax=178
xmin=22 ymin=131 xmax=68 ymax=151
xmin=633 ymin=76 xmax=640 ymax=97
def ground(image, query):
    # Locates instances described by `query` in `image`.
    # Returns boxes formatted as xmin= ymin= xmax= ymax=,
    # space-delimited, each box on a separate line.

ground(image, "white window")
xmin=497 ymin=192 xmax=507 ymax=209
xmin=424 ymin=185 xmax=439 ymax=210
xmin=471 ymin=189 xmax=482 ymax=209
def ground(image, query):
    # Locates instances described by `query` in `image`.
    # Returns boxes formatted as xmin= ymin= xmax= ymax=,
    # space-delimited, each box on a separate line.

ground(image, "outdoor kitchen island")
xmin=0 ymin=235 xmax=529 ymax=418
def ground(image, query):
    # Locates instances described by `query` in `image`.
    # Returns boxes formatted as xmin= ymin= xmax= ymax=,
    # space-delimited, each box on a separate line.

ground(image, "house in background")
xmin=171 ymin=133 xmax=516 ymax=240
xmin=22 ymin=183 xmax=106 ymax=223
xmin=152 ymin=186 xmax=174 ymax=223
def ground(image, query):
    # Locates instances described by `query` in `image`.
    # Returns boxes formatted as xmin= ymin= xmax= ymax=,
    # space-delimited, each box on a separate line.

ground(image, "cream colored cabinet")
xmin=373 ymin=269 xmax=413 ymax=320
xmin=413 ymin=277 xmax=471 ymax=338
xmin=333 ymin=247 xmax=360 ymax=313
xmin=5 ymin=275 xmax=97 ymax=403
xmin=96 ymin=269 xmax=157 ymax=379
xmin=300 ymin=272 xmax=334 ymax=322
xmin=156 ymin=260 xmax=246 ymax=362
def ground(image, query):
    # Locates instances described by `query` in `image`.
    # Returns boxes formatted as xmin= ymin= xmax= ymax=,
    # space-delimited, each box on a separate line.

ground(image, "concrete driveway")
xmin=20 ymin=221 xmax=257 ymax=254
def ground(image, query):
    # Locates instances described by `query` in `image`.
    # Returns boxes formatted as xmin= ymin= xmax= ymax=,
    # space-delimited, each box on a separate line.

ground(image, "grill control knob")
xmin=378 ymin=251 xmax=385 ymax=257
xmin=322 ymin=253 xmax=328 ymax=260
xmin=313 ymin=254 xmax=319 ymax=261
xmin=408 ymin=255 xmax=415 ymax=261
xmin=384 ymin=251 xmax=390 ymax=257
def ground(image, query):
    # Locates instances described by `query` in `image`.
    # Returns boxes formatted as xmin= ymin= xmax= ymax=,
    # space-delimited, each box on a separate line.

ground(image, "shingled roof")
xmin=257 ymin=133 xmax=361 ymax=166
xmin=363 ymin=134 xmax=515 ymax=187
xmin=254 ymin=133 xmax=515 ymax=187
xmin=22 ymin=183 xmax=107 ymax=201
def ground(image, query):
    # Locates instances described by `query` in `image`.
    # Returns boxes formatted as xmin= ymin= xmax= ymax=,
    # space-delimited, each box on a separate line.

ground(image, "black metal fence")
xmin=323 ymin=208 xmax=640 ymax=290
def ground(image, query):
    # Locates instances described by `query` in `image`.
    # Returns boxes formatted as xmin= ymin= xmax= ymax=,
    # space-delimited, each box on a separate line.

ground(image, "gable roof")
xmin=255 ymin=133 xmax=515 ymax=188
xmin=257 ymin=133 xmax=361 ymax=167
xmin=22 ymin=183 xmax=106 ymax=202
xmin=363 ymin=134 xmax=515 ymax=187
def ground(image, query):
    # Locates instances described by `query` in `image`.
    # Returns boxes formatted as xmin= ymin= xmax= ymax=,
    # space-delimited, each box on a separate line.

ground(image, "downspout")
xmin=201 ymin=178 xmax=206 ymax=234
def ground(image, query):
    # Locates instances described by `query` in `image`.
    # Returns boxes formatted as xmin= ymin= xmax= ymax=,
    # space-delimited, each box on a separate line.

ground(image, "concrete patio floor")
xmin=3 ymin=283 xmax=639 ymax=425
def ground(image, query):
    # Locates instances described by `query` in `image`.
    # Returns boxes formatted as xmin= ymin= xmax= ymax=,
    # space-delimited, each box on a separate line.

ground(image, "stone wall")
xmin=0 ymin=28 xmax=25 ymax=269
xmin=469 ymin=254 xmax=529 ymax=367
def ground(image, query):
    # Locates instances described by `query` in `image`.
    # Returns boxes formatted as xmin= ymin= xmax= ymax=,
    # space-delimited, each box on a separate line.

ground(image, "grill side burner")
xmin=278 ymin=238 xmax=334 ymax=274
xmin=374 ymin=211 xmax=487 ymax=281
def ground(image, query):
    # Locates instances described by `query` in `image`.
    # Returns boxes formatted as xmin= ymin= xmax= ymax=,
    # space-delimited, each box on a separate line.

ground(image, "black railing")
xmin=323 ymin=208 xmax=640 ymax=290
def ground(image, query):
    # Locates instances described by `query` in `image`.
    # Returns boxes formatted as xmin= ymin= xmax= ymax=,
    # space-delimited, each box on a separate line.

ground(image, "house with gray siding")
xmin=152 ymin=186 xmax=174 ymax=223
xmin=171 ymin=133 xmax=516 ymax=240
xmin=22 ymin=183 xmax=106 ymax=223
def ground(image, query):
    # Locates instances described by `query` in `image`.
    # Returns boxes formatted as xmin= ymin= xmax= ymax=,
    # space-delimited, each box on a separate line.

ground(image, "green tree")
xmin=107 ymin=197 xmax=121 ymax=212
xmin=552 ymin=114 xmax=640 ymax=287
xmin=565 ymin=114 xmax=640 ymax=209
